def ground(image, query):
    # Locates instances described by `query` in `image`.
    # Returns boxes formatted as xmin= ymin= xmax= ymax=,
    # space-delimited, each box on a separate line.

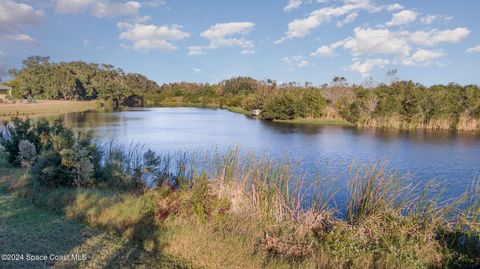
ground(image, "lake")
xmin=52 ymin=107 xmax=480 ymax=203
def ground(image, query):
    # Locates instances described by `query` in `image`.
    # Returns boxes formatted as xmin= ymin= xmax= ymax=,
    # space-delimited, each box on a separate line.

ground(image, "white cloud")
xmin=466 ymin=45 xmax=480 ymax=53
xmin=241 ymin=49 xmax=255 ymax=55
xmin=192 ymin=68 xmax=202 ymax=74
xmin=284 ymin=0 xmax=302 ymax=12
xmin=10 ymin=34 xmax=36 ymax=43
xmin=311 ymin=40 xmax=345 ymax=57
xmin=420 ymin=15 xmax=453 ymax=25
xmin=282 ymin=55 xmax=309 ymax=68
xmin=282 ymin=55 xmax=304 ymax=64
xmin=407 ymin=27 xmax=471 ymax=46
xmin=146 ymin=0 xmax=165 ymax=8
xmin=386 ymin=3 xmax=403 ymax=11
xmin=420 ymin=15 xmax=437 ymax=25
xmin=343 ymin=27 xmax=410 ymax=57
xmin=337 ymin=12 xmax=358 ymax=27
xmin=349 ymin=58 xmax=390 ymax=77
xmin=297 ymin=60 xmax=309 ymax=68
xmin=117 ymin=22 xmax=190 ymax=52
xmin=187 ymin=46 xmax=205 ymax=55
xmin=311 ymin=45 xmax=335 ymax=57
xmin=55 ymin=0 xmax=141 ymax=17
xmin=402 ymin=49 xmax=445 ymax=65
xmin=386 ymin=10 xmax=418 ymax=26
xmin=201 ymin=22 xmax=255 ymax=49
xmin=0 ymin=0 xmax=43 ymax=43
xmin=55 ymin=0 xmax=94 ymax=13
xmin=317 ymin=24 xmax=469 ymax=76
xmin=276 ymin=0 xmax=374 ymax=42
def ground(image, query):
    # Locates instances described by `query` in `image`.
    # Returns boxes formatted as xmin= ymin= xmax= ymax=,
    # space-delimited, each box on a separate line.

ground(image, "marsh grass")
xmin=1 ymin=142 xmax=479 ymax=268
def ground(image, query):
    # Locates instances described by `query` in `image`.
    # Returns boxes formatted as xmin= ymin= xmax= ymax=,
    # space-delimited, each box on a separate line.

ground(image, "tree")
xmin=262 ymin=94 xmax=298 ymax=120
xmin=299 ymin=89 xmax=327 ymax=119
xmin=385 ymin=69 xmax=399 ymax=85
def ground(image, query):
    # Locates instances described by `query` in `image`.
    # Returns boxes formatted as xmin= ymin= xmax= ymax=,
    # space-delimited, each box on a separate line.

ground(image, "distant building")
xmin=0 ymin=84 xmax=12 ymax=100
xmin=252 ymin=109 xmax=261 ymax=116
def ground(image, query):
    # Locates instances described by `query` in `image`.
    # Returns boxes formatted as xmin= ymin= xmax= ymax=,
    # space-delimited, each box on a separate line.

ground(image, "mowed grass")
xmin=0 ymin=159 xmax=193 ymax=269
xmin=0 ymin=100 xmax=97 ymax=119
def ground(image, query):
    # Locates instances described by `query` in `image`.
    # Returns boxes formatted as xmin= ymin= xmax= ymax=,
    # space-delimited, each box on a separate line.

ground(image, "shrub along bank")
xmin=0 ymin=118 xmax=479 ymax=268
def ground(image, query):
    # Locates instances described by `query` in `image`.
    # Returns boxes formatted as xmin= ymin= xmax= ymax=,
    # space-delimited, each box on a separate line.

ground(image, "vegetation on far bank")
xmin=1 ymin=118 xmax=479 ymax=268
xmin=3 ymin=56 xmax=480 ymax=131
xmin=3 ymin=56 xmax=158 ymax=109
xmin=146 ymin=76 xmax=480 ymax=131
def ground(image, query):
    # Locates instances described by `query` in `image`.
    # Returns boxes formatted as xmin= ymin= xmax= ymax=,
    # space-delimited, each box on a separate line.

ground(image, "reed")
xmin=2 ymin=136 xmax=480 ymax=268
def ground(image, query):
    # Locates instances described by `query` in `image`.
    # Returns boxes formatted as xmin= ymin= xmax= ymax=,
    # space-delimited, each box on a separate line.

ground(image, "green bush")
xmin=262 ymin=94 xmax=298 ymax=120
xmin=298 ymin=89 xmax=327 ymax=119
xmin=0 ymin=118 xmax=40 ymax=165
xmin=31 ymin=150 xmax=72 ymax=187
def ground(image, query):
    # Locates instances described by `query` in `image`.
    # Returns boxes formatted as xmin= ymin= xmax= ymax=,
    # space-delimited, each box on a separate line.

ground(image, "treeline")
xmin=146 ymin=76 xmax=480 ymax=131
xmin=5 ymin=56 xmax=480 ymax=130
xmin=7 ymin=56 xmax=160 ymax=109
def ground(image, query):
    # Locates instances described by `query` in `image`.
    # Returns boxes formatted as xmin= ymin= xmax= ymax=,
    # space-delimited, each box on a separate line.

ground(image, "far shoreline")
xmin=153 ymin=103 xmax=356 ymax=127
xmin=0 ymin=100 xmax=98 ymax=120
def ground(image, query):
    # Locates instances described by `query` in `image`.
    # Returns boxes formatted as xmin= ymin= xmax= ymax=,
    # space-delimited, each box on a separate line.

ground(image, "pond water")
xmin=47 ymin=107 xmax=480 ymax=203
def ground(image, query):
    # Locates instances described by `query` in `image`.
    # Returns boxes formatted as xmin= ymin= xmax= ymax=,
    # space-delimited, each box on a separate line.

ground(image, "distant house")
xmin=0 ymin=84 xmax=12 ymax=100
xmin=252 ymin=109 xmax=261 ymax=116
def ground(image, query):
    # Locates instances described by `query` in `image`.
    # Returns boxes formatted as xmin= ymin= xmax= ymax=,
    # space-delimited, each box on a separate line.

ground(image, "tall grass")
xmin=92 ymin=141 xmax=479 ymax=229
xmin=3 ymin=137 xmax=479 ymax=268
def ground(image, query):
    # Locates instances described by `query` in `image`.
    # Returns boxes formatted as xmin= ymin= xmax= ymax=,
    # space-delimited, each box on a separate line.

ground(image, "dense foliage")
xmin=0 ymin=118 xmax=193 ymax=190
xmin=7 ymin=56 xmax=159 ymax=109
xmin=145 ymin=76 xmax=480 ymax=131
xmin=5 ymin=56 xmax=480 ymax=130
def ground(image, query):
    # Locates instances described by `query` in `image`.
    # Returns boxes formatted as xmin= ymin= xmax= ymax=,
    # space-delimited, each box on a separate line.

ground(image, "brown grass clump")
xmin=261 ymin=232 xmax=312 ymax=259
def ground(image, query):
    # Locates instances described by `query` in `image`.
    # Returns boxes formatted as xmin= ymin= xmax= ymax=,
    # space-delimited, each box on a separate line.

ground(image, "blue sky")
xmin=1 ymin=0 xmax=479 ymax=85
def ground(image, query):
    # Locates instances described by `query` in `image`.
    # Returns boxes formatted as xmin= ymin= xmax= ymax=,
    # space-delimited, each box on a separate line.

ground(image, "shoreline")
xmin=153 ymin=102 xmax=352 ymax=127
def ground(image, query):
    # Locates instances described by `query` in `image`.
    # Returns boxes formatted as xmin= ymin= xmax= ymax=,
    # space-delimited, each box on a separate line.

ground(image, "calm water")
xmin=49 ymin=107 xmax=480 ymax=203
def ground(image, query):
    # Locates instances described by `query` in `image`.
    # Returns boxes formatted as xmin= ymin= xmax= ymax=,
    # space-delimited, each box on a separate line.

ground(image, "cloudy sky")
xmin=1 ymin=0 xmax=479 ymax=85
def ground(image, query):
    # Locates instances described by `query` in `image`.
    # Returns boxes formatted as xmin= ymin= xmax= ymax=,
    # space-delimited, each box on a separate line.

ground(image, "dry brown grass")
xmin=0 ymin=100 xmax=97 ymax=119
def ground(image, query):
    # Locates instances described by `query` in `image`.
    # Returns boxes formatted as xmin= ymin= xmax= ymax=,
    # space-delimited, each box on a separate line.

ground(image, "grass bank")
xmin=0 ymin=100 xmax=97 ymax=119
xmin=148 ymin=101 xmax=218 ymax=109
xmin=149 ymin=102 xmax=353 ymax=127
xmin=1 ymin=157 xmax=479 ymax=268
xmin=274 ymin=117 xmax=351 ymax=126
xmin=0 ymin=156 xmax=192 ymax=269
xmin=223 ymin=106 xmax=251 ymax=116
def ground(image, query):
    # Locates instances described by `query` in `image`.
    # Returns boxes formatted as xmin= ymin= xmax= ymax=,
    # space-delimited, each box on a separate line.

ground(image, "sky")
xmin=0 ymin=0 xmax=480 ymax=86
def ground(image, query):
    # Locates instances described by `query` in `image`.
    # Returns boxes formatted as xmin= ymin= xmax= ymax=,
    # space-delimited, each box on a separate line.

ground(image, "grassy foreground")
xmin=0 ymin=157 xmax=192 ymax=269
xmin=0 ymin=100 xmax=97 ymax=119
xmin=1 ymin=152 xmax=479 ymax=268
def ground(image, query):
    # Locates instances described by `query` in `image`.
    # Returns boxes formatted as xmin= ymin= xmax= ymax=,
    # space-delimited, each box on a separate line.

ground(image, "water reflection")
xmin=5 ymin=107 xmax=480 ymax=202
